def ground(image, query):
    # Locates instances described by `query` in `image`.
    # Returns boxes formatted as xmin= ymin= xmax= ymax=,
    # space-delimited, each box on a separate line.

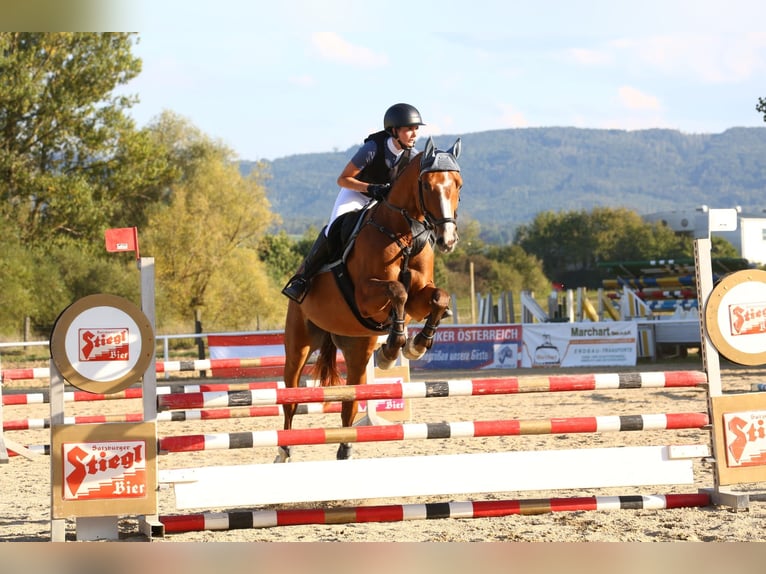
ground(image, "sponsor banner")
xmin=722 ymin=410 xmax=766 ymax=468
xmin=52 ymin=422 xmax=157 ymax=518
xmin=409 ymin=325 xmax=523 ymax=370
xmin=208 ymin=332 xmax=285 ymax=359
xmin=705 ymin=269 xmax=766 ymax=365
xmin=49 ymin=294 xmax=154 ymax=394
xmin=63 ymin=440 xmax=147 ymax=500
xmin=521 ymin=322 xmax=637 ymax=368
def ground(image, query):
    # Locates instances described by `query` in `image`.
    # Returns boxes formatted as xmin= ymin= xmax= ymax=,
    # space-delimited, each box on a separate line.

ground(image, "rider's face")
xmin=395 ymin=125 xmax=419 ymax=148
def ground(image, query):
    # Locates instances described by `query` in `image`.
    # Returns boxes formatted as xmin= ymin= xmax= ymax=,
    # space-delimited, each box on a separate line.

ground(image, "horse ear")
xmin=449 ymin=138 xmax=462 ymax=159
xmin=422 ymin=137 xmax=435 ymax=166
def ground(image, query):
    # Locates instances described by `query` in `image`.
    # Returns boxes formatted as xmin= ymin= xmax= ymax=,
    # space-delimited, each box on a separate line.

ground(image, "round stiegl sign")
xmin=50 ymin=294 xmax=154 ymax=393
xmin=704 ymin=269 xmax=766 ymax=367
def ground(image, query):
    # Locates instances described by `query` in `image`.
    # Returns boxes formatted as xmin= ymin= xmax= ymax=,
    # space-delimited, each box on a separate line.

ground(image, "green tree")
xmin=141 ymin=112 xmax=280 ymax=332
xmin=0 ymin=32 xmax=145 ymax=244
xmin=436 ymin=218 xmax=550 ymax=319
xmin=0 ymin=219 xmax=35 ymax=336
xmin=514 ymin=207 xmax=688 ymax=286
xmin=258 ymin=230 xmax=304 ymax=284
xmin=757 ymin=97 xmax=766 ymax=122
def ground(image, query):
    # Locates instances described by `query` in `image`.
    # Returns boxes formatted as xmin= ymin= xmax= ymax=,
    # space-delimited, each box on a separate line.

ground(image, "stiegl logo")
xmin=63 ymin=441 xmax=147 ymax=500
xmin=78 ymin=328 xmax=129 ymax=361
xmin=724 ymin=411 xmax=766 ymax=468
xmin=728 ymin=302 xmax=766 ymax=336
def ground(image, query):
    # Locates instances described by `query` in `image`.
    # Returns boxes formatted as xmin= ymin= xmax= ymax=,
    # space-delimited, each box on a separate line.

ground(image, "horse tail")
xmin=313 ymin=332 xmax=343 ymax=387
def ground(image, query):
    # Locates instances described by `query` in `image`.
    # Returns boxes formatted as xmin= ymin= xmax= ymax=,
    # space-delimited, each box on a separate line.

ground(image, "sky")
xmin=110 ymin=0 xmax=766 ymax=161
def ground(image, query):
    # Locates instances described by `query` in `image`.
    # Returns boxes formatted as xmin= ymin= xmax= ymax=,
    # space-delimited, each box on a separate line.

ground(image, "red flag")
xmin=104 ymin=227 xmax=140 ymax=259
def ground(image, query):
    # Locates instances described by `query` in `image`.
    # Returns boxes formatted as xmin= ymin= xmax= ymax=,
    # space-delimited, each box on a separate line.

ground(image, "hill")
xmin=240 ymin=126 xmax=766 ymax=241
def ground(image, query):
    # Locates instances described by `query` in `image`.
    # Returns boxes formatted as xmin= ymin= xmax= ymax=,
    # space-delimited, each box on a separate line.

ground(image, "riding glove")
xmin=366 ymin=183 xmax=391 ymax=201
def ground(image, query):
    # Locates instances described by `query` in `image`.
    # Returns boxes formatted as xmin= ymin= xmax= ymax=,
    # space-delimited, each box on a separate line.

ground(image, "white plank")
xmin=160 ymin=445 xmax=699 ymax=510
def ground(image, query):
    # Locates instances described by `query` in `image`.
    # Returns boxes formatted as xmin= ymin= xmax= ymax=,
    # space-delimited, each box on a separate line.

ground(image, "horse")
xmin=278 ymin=137 xmax=463 ymax=462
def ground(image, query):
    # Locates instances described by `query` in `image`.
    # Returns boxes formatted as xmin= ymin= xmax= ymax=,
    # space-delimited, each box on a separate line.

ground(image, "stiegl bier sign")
xmin=62 ymin=440 xmax=147 ymax=500
xmin=50 ymin=293 xmax=154 ymax=394
xmin=49 ymin=294 xmax=157 ymax=518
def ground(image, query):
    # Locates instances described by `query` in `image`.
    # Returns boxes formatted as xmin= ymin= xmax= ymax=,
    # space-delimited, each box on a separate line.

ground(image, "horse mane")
xmin=390 ymin=150 xmax=423 ymax=189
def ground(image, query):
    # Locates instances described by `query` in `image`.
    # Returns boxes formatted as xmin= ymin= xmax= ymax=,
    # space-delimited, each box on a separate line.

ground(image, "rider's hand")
xmin=366 ymin=183 xmax=391 ymax=201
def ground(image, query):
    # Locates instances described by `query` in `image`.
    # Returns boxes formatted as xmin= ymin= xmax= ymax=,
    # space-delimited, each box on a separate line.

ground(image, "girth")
xmin=325 ymin=203 xmax=435 ymax=332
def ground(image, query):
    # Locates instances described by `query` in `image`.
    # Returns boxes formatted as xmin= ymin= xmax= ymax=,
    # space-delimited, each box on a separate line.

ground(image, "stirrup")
xmin=282 ymin=277 xmax=308 ymax=303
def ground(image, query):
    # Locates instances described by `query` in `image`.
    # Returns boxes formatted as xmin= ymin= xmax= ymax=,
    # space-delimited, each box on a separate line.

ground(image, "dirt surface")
xmin=3 ymin=359 xmax=766 ymax=543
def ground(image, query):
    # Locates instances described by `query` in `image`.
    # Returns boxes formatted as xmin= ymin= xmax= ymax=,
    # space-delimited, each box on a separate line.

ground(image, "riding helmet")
xmin=383 ymin=103 xmax=425 ymax=133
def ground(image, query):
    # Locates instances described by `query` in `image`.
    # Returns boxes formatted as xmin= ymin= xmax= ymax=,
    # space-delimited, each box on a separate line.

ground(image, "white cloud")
xmin=566 ymin=48 xmax=614 ymax=66
xmin=613 ymin=33 xmax=766 ymax=84
xmin=310 ymin=32 xmax=388 ymax=68
xmin=618 ymin=86 xmax=661 ymax=111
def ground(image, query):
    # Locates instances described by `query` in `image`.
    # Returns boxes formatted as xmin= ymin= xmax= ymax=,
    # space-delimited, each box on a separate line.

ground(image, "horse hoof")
xmin=274 ymin=446 xmax=291 ymax=463
xmin=375 ymin=347 xmax=397 ymax=370
xmin=402 ymin=337 xmax=426 ymax=360
xmin=336 ymin=443 xmax=353 ymax=460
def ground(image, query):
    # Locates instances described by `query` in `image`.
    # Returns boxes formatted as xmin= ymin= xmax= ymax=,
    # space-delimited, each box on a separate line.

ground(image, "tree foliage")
xmin=141 ymin=112 xmax=280 ymax=331
xmin=0 ymin=34 xmax=282 ymax=337
xmin=0 ymin=32 xmax=151 ymax=244
xmin=514 ymin=207 xmax=692 ymax=288
xmin=433 ymin=218 xmax=551 ymax=309
xmin=757 ymin=97 xmax=766 ymax=123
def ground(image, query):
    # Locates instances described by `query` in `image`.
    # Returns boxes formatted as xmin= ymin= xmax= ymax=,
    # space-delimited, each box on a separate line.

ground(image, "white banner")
xmin=521 ymin=322 xmax=637 ymax=368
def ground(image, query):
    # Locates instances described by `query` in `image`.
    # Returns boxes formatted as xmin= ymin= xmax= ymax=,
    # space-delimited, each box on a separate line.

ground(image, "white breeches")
xmin=325 ymin=187 xmax=370 ymax=235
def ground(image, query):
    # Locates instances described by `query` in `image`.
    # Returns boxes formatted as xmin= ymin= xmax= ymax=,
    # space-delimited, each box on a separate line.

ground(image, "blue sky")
xmin=121 ymin=0 xmax=766 ymax=161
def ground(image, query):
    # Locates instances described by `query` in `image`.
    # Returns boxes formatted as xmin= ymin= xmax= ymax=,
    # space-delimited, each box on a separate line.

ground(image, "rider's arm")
xmin=336 ymin=161 xmax=369 ymax=194
xmin=337 ymin=140 xmax=377 ymax=193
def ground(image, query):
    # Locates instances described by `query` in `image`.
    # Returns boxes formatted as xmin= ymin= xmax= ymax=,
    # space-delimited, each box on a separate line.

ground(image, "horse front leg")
xmin=403 ymin=286 xmax=451 ymax=360
xmin=277 ymin=302 xmax=313 ymax=463
xmin=369 ymin=280 xmax=408 ymax=370
xmin=334 ymin=336 xmax=378 ymax=460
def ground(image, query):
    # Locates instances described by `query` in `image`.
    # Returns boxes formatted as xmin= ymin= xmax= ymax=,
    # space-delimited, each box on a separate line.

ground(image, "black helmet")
xmin=383 ymin=103 xmax=425 ymax=133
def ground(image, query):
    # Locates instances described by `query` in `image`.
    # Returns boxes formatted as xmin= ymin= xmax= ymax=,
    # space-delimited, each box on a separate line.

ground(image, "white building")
xmin=644 ymin=206 xmax=766 ymax=265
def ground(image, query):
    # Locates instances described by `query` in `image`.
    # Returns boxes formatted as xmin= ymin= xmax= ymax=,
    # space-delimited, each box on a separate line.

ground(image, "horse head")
xmin=418 ymin=137 xmax=463 ymax=253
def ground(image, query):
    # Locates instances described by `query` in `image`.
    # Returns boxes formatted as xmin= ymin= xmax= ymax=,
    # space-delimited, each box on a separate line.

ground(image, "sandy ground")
xmin=3 ymin=358 xmax=766 ymax=544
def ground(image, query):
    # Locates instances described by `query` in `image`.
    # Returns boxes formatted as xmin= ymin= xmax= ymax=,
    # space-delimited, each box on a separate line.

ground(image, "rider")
xmin=281 ymin=103 xmax=425 ymax=303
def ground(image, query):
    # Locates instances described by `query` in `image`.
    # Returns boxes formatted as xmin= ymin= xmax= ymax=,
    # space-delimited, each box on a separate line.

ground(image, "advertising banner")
xmin=409 ymin=325 xmax=523 ymax=370
xmin=52 ymin=422 xmax=157 ymax=518
xmin=208 ymin=332 xmax=285 ymax=359
xmin=520 ymin=322 xmax=637 ymax=368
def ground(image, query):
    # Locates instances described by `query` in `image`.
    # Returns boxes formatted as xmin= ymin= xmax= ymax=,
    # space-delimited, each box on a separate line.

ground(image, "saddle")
xmin=323 ymin=202 xmax=435 ymax=332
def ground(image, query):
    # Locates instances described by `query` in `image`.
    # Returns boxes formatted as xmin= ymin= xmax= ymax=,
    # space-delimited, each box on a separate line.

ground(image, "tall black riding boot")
xmin=281 ymin=230 xmax=332 ymax=303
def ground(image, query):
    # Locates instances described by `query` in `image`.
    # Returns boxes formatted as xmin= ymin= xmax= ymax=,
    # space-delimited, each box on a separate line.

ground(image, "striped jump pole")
xmin=158 ymin=492 xmax=711 ymax=533
xmin=7 ymin=412 xmax=709 ymax=456
xmin=3 ymin=402 xmax=340 ymax=431
xmin=3 ymin=380 xmax=288 ymax=406
xmin=0 ymin=355 xmax=343 ymax=382
xmin=157 ymin=370 xmax=708 ymax=411
xmin=158 ymin=412 xmax=709 ymax=453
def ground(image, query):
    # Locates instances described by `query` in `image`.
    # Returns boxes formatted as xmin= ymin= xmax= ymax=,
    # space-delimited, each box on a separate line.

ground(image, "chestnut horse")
xmin=279 ymin=137 xmax=462 ymax=461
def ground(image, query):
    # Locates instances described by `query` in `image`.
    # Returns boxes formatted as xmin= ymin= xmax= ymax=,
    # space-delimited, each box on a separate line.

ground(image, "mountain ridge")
xmin=240 ymin=126 xmax=766 ymax=241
